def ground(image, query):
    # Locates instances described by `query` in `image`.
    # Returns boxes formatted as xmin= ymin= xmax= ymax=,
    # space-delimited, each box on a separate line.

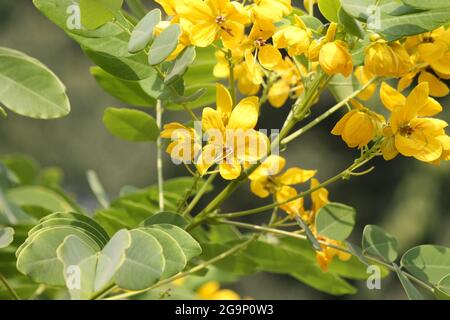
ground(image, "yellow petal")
xmin=276 ymin=186 xmax=298 ymax=212
xmin=250 ymin=155 xmax=286 ymax=180
xmin=219 ymin=160 xmax=242 ymax=180
xmin=244 ymin=49 xmax=263 ymax=85
xmin=268 ymin=80 xmax=290 ymax=108
xmin=216 ymin=83 xmax=233 ymax=123
xmin=381 ymin=136 xmax=398 ymax=161
xmin=401 ymin=82 xmax=430 ymax=123
xmin=418 ymin=97 xmax=443 ymax=117
xmin=331 ymin=110 xmax=357 ymax=135
xmin=279 ymin=168 xmax=317 ymax=185
xmin=258 ymin=45 xmax=282 ymax=69
xmin=202 ymin=107 xmax=225 ymax=132
xmin=250 ymin=179 xmax=270 ymax=198
xmin=418 ymin=71 xmax=450 ymax=98
xmin=380 ymin=82 xmax=405 ymax=111
xmin=227 ymin=96 xmax=260 ymax=130
xmin=190 ymin=22 xmax=218 ymax=47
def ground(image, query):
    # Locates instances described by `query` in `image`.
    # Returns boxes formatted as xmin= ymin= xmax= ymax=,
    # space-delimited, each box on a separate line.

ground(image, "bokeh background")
xmin=1 ymin=1 xmax=449 ymax=299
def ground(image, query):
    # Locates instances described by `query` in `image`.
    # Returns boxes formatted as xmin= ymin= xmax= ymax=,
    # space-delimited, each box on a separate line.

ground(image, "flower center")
xmin=215 ymin=15 xmax=226 ymax=25
xmin=399 ymin=125 xmax=414 ymax=136
xmin=255 ymin=37 xmax=266 ymax=48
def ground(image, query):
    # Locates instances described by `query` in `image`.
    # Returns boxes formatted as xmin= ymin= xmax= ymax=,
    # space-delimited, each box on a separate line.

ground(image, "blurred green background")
xmin=1 ymin=1 xmax=449 ymax=299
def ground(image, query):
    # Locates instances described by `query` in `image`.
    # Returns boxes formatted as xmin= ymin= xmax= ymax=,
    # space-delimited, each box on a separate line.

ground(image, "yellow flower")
xmin=364 ymin=38 xmax=412 ymax=77
xmin=249 ymin=155 xmax=316 ymax=213
xmin=242 ymin=22 xmax=282 ymax=70
xmin=235 ymin=63 xmax=262 ymax=95
xmin=160 ymin=123 xmax=201 ymax=162
xmin=273 ymin=15 xmax=311 ymax=57
xmin=319 ymin=40 xmax=353 ymax=77
xmin=197 ymin=83 xmax=268 ymax=179
xmin=268 ymin=57 xmax=305 ymax=108
xmin=307 ymin=23 xmax=352 ymax=77
xmin=176 ymin=0 xmax=250 ymax=48
xmin=331 ymin=100 xmax=385 ymax=148
xmin=197 ymin=281 xmax=240 ymax=300
xmin=250 ymin=0 xmax=292 ymax=25
xmin=380 ymin=82 xmax=449 ymax=162
xmin=315 ymin=239 xmax=352 ymax=272
xmin=398 ymin=28 xmax=450 ymax=97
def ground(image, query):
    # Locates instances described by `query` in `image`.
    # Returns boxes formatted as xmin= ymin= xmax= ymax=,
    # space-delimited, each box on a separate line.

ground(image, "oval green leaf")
xmin=0 ymin=227 xmax=14 ymax=249
xmin=362 ymin=225 xmax=398 ymax=263
xmin=0 ymin=47 xmax=70 ymax=119
xmin=315 ymin=203 xmax=356 ymax=241
xmin=148 ymin=24 xmax=181 ymax=66
xmin=128 ymin=9 xmax=161 ymax=53
xmin=103 ymin=107 xmax=159 ymax=142
xmin=401 ymin=245 xmax=450 ymax=285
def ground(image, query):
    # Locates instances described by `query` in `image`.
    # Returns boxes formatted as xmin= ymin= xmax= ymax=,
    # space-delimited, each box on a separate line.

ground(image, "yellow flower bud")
xmin=319 ymin=41 xmax=353 ymax=77
xmin=331 ymin=101 xmax=384 ymax=148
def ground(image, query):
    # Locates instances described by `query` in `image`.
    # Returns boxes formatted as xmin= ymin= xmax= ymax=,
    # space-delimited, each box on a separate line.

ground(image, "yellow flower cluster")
xmin=156 ymin=0 xmax=450 ymax=271
xmin=332 ymin=28 xmax=450 ymax=165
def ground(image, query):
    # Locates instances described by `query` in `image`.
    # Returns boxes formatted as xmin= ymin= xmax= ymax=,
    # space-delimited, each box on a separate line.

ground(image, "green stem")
xmin=156 ymin=100 xmax=164 ymax=211
xmin=282 ymin=77 xmax=379 ymax=145
xmin=213 ymin=155 xmax=376 ymax=220
xmin=0 ymin=273 xmax=20 ymax=300
xmin=103 ymin=235 xmax=259 ymax=300
xmin=177 ymin=174 xmax=201 ymax=212
xmin=183 ymin=173 xmax=218 ymax=217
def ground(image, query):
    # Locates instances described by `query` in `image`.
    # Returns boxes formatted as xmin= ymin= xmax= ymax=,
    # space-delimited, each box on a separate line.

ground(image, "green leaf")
xmin=401 ymin=0 xmax=450 ymax=10
xmin=17 ymin=226 xmax=101 ymax=285
xmin=0 ymin=47 xmax=70 ymax=119
xmin=338 ymin=8 xmax=364 ymax=38
xmin=128 ymin=9 xmax=161 ymax=53
xmin=393 ymin=263 xmax=424 ymax=300
xmin=148 ymin=24 xmax=181 ymax=66
xmin=315 ymin=203 xmax=356 ymax=241
xmin=341 ymin=0 xmax=450 ymax=40
xmin=291 ymin=268 xmax=357 ymax=296
xmin=362 ymin=225 xmax=398 ymax=262
xmin=141 ymin=212 xmax=189 ymax=229
xmin=103 ymin=107 xmax=159 ymax=142
xmin=151 ymin=224 xmax=202 ymax=261
xmin=71 ymin=32 xmax=154 ymax=80
xmin=436 ymin=275 xmax=450 ymax=299
xmin=401 ymin=245 xmax=450 ymax=285
xmin=40 ymin=212 xmax=110 ymax=245
xmin=140 ymin=228 xmax=187 ymax=279
xmin=1 ymin=155 xmax=39 ymax=185
xmin=28 ymin=218 xmax=107 ymax=249
xmin=377 ymin=8 xmax=450 ymax=40
xmin=165 ymin=47 xmax=197 ymax=84
xmin=245 ymin=239 xmax=357 ymax=295
xmin=7 ymin=186 xmax=75 ymax=212
xmin=90 ymin=67 xmax=156 ymax=107
xmin=114 ymin=229 xmax=165 ymax=290
xmin=0 ymin=227 xmax=14 ymax=249
xmin=79 ymin=0 xmax=124 ymax=30
xmin=56 ymin=235 xmax=98 ymax=299
xmin=318 ymin=0 xmax=341 ymax=22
